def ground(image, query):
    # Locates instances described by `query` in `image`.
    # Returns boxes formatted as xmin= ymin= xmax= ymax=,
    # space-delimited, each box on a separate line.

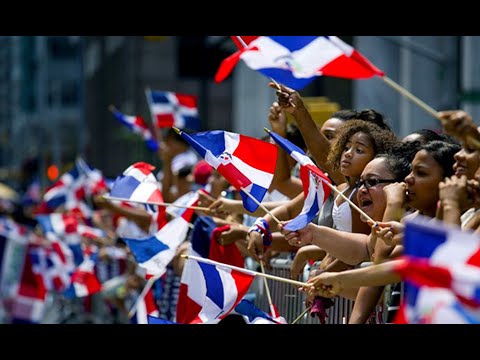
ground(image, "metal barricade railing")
xmin=250 ymin=257 xmax=400 ymax=324
xmin=253 ymin=257 xmax=355 ymax=324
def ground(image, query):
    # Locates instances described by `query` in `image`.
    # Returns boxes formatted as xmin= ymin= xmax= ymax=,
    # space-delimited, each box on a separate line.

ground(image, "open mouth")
xmin=455 ymin=166 xmax=466 ymax=176
xmin=359 ymin=198 xmax=373 ymax=208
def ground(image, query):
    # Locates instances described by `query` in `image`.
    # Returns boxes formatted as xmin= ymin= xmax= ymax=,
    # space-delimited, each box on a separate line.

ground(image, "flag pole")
xmin=239 ymin=186 xmax=282 ymax=225
xmin=181 ymin=254 xmax=310 ymax=288
xmin=264 ymin=127 xmax=377 ymax=227
xmin=259 ymin=261 xmax=277 ymax=318
xmin=291 ymin=305 xmax=312 ymax=324
xmin=127 ymin=272 xmax=164 ymax=319
xmin=381 ymin=76 xmax=480 ymax=149
xmin=145 ymin=87 xmax=163 ymax=144
xmin=103 ymin=195 xmax=212 ymax=212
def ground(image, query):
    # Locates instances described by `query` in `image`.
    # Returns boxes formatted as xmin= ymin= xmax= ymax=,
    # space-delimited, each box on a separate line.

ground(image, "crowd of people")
xmin=1 ymin=79 xmax=480 ymax=324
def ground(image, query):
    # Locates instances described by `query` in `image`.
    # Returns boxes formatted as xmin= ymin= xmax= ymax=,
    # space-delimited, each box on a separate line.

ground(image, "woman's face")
xmin=340 ymin=132 xmax=376 ymax=179
xmin=356 ymin=157 xmax=397 ymax=222
xmin=453 ymin=147 xmax=480 ymax=180
xmin=405 ymin=150 xmax=445 ymax=216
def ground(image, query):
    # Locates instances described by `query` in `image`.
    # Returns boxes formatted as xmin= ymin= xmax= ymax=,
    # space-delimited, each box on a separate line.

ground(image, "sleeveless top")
xmin=317 ymin=191 xmax=335 ymax=228
xmin=331 ymin=186 xmax=356 ymax=232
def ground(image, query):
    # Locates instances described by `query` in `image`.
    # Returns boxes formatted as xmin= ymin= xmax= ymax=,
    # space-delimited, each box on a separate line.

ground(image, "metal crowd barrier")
xmin=253 ymin=257 xmax=354 ymax=324
xmin=253 ymin=258 xmax=397 ymax=324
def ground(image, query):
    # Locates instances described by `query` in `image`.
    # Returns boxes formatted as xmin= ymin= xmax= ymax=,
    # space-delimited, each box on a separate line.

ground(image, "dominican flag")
xmin=177 ymin=129 xmax=278 ymax=213
xmin=109 ymin=162 xmax=164 ymax=204
xmin=268 ymin=130 xmax=332 ymax=231
xmin=64 ymin=252 xmax=102 ymax=298
xmin=40 ymin=158 xmax=106 ymax=216
xmin=393 ymin=216 xmax=480 ymax=324
xmin=146 ymin=89 xmax=201 ymax=131
xmin=176 ymin=216 xmax=248 ymax=324
xmin=10 ymin=243 xmax=49 ymax=323
xmin=215 ymin=36 xmax=384 ymax=90
xmin=29 ymin=240 xmax=75 ymax=293
xmin=110 ymin=106 xmax=159 ymax=152
xmin=121 ymin=216 xmax=190 ymax=277
xmin=176 ymin=256 xmax=255 ymax=324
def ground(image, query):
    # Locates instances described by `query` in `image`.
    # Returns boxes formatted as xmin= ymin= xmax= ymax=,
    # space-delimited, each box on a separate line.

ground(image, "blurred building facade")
xmin=0 ymin=36 xmax=83 ymax=189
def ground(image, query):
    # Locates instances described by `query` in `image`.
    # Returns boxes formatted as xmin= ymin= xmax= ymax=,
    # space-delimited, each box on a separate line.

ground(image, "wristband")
xmin=250 ymin=218 xmax=272 ymax=247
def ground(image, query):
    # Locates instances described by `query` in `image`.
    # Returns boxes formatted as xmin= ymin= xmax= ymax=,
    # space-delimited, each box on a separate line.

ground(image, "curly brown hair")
xmin=327 ymin=120 xmax=400 ymax=171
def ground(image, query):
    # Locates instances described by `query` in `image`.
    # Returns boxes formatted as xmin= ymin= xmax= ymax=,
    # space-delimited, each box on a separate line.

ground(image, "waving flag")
xmin=176 ymin=129 xmax=278 ymax=213
xmin=176 ymin=216 xmax=248 ymax=324
xmin=122 ymin=216 xmax=190 ymax=276
xmin=64 ymin=252 xmax=102 ymax=298
xmin=394 ymin=216 xmax=480 ymax=324
xmin=29 ymin=240 xmax=75 ymax=293
xmin=10 ymin=244 xmax=47 ymax=323
xmin=146 ymin=89 xmax=201 ymax=131
xmin=109 ymin=162 xmax=164 ymax=204
xmin=177 ymin=257 xmax=254 ymax=324
xmin=40 ymin=158 xmax=106 ymax=218
xmin=110 ymin=106 xmax=159 ymax=152
xmin=215 ymin=36 xmax=384 ymax=90
xmin=268 ymin=130 xmax=332 ymax=230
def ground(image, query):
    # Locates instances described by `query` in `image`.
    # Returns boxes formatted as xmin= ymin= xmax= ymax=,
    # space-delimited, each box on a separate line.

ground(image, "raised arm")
xmin=269 ymin=82 xmax=344 ymax=185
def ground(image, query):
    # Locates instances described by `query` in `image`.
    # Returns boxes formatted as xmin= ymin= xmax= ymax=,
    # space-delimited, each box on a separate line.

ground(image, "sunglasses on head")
xmin=355 ymin=178 xmax=397 ymax=189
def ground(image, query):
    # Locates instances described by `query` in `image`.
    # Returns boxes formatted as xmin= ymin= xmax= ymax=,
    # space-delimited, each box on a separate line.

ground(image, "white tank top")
xmin=331 ymin=186 xmax=356 ymax=232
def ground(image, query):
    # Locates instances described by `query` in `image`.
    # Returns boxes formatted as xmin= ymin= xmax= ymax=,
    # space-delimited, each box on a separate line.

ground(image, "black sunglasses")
xmin=355 ymin=178 xmax=397 ymax=189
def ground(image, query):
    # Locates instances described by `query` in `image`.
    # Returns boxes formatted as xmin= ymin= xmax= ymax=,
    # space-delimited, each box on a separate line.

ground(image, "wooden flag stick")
xmin=381 ymin=76 xmax=480 ymax=149
xmin=322 ymin=181 xmax=377 ymax=226
xmin=239 ymin=187 xmax=282 ymax=225
xmin=127 ymin=272 xmax=163 ymax=319
xmin=259 ymin=261 xmax=276 ymax=318
xmin=103 ymin=195 xmax=212 ymax=212
xmin=291 ymin=305 xmax=313 ymax=324
xmin=182 ymin=254 xmax=310 ymax=288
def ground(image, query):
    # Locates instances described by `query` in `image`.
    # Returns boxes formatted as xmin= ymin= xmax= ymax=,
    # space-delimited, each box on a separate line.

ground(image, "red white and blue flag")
xmin=110 ymin=107 xmax=159 ymax=152
xmin=176 ymin=216 xmax=249 ymax=324
xmin=40 ymin=158 xmax=106 ymax=218
xmin=268 ymin=130 xmax=332 ymax=230
xmin=109 ymin=162 xmax=167 ymax=231
xmin=177 ymin=130 xmax=278 ymax=213
xmin=64 ymin=251 xmax=102 ymax=298
xmin=146 ymin=89 xmax=201 ymax=131
xmin=394 ymin=216 xmax=480 ymax=324
xmin=29 ymin=240 xmax=75 ymax=293
xmin=109 ymin=162 xmax=164 ymax=204
xmin=215 ymin=36 xmax=384 ymax=90
xmin=121 ymin=216 xmax=190 ymax=277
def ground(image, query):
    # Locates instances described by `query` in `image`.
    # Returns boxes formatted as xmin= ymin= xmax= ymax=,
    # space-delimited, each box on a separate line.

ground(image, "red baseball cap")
xmin=193 ymin=160 xmax=213 ymax=185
